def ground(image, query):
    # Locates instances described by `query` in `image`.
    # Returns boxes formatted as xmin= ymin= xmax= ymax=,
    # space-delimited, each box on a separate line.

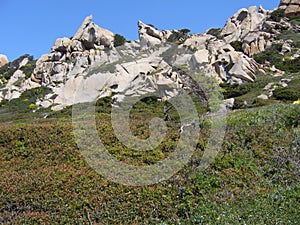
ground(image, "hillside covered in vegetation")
xmin=0 ymin=1 xmax=299 ymax=224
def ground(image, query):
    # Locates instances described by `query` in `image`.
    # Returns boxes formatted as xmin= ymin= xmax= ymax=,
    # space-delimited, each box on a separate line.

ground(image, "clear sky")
xmin=1 ymin=0 xmax=279 ymax=61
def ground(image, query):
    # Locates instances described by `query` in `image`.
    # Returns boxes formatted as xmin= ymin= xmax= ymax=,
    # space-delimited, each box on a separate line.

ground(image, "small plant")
xmin=29 ymin=103 xmax=37 ymax=110
xmin=273 ymin=87 xmax=299 ymax=101
xmin=114 ymin=34 xmax=126 ymax=47
xmin=20 ymin=61 xmax=36 ymax=79
xmin=167 ymin=29 xmax=191 ymax=44
xmin=230 ymin=40 xmax=243 ymax=52
xmin=270 ymin=8 xmax=286 ymax=22
xmin=206 ymin=28 xmax=222 ymax=39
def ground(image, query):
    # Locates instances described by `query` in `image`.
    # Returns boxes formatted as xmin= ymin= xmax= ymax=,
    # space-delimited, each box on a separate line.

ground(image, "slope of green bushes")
xmin=0 ymin=103 xmax=299 ymax=224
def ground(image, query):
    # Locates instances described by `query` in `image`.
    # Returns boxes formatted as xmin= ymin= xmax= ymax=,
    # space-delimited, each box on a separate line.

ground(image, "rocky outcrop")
xmin=1 ymin=13 xmax=267 ymax=109
xmin=32 ymin=15 xmax=116 ymax=85
xmin=138 ymin=21 xmax=171 ymax=48
xmin=279 ymin=0 xmax=300 ymax=16
xmin=4 ymin=2 xmax=298 ymax=111
xmin=0 ymin=57 xmax=40 ymax=102
xmin=220 ymin=6 xmax=268 ymax=44
xmin=0 ymin=54 xmax=8 ymax=67
xmin=184 ymin=34 xmax=260 ymax=83
xmin=219 ymin=6 xmax=275 ymax=57
xmin=73 ymin=15 xmax=114 ymax=49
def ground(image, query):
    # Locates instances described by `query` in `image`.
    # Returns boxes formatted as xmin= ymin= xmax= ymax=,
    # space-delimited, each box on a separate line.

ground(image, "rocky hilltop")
xmin=0 ymin=2 xmax=299 ymax=111
xmin=279 ymin=0 xmax=300 ymax=16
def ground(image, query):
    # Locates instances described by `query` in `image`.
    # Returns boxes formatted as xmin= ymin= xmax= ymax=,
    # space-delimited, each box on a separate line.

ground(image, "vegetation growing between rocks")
xmin=206 ymin=28 xmax=223 ymax=39
xmin=254 ymin=43 xmax=300 ymax=73
xmin=0 ymin=54 xmax=36 ymax=80
xmin=113 ymin=34 xmax=126 ymax=47
xmin=230 ymin=40 xmax=243 ymax=52
xmin=270 ymin=8 xmax=286 ymax=22
xmin=167 ymin=29 xmax=191 ymax=44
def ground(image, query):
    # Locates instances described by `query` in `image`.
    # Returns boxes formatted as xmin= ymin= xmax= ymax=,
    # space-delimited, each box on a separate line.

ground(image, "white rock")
xmin=19 ymin=58 xmax=29 ymax=68
xmin=257 ymin=94 xmax=268 ymax=100
xmin=224 ymin=98 xmax=235 ymax=109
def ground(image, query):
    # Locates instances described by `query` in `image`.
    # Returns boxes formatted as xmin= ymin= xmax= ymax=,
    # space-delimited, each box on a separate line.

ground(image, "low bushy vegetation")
xmin=277 ymin=30 xmax=300 ymax=48
xmin=221 ymin=73 xmax=280 ymax=109
xmin=0 ymin=87 xmax=52 ymax=123
xmin=270 ymin=8 xmax=286 ymax=22
xmin=113 ymin=34 xmax=126 ymax=47
xmin=273 ymin=78 xmax=300 ymax=102
xmin=230 ymin=40 xmax=243 ymax=52
xmin=289 ymin=14 xmax=300 ymax=25
xmin=206 ymin=28 xmax=222 ymax=39
xmin=0 ymin=54 xmax=36 ymax=80
xmin=253 ymin=43 xmax=283 ymax=65
xmin=167 ymin=29 xmax=191 ymax=44
xmin=254 ymin=43 xmax=300 ymax=73
xmin=0 ymin=98 xmax=299 ymax=223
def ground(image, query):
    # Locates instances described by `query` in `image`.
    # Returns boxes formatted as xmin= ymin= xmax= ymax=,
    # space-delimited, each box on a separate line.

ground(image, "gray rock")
xmin=51 ymin=37 xmax=71 ymax=53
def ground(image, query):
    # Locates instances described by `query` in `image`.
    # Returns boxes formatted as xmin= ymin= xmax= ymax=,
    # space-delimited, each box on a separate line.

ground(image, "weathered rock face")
xmin=220 ymin=6 xmax=268 ymax=44
xmin=279 ymin=0 xmax=300 ymax=16
xmin=0 ymin=54 xmax=8 ymax=67
xmin=73 ymin=15 xmax=114 ymax=49
xmin=138 ymin=21 xmax=171 ymax=48
xmin=216 ymin=4 xmax=298 ymax=58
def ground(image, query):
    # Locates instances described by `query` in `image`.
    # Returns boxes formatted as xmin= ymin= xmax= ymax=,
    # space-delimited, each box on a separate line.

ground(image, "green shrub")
xmin=230 ymin=40 xmax=243 ymax=52
xmin=270 ymin=8 xmax=286 ymax=22
xmin=277 ymin=30 xmax=300 ymax=48
xmin=20 ymin=61 xmax=36 ymax=79
xmin=289 ymin=14 xmax=300 ymax=25
xmin=206 ymin=28 xmax=222 ymax=39
xmin=113 ymin=34 xmax=126 ymax=47
xmin=3 ymin=86 xmax=51 ymax=113
xmin=254 ymin=43 xmax=282 ymax=64
xmin=179 ymin=28 xmax=191 ymax=35
xmin=254 ymin=41 xmax=300 ymax=73
xmin=167 ymin=29 xmax=190 ymax=44
xmin=273 ymin=87 xmax=300 ymax=101
xmin=276 ymin=57 xmax=300 ymax=73
xmin=220 ymin=74 xmax=276 ymax=100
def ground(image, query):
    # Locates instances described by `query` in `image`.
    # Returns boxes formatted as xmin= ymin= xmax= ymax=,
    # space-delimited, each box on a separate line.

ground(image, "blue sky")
xmin=1 ymin=0 xmax=278 ymax=61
